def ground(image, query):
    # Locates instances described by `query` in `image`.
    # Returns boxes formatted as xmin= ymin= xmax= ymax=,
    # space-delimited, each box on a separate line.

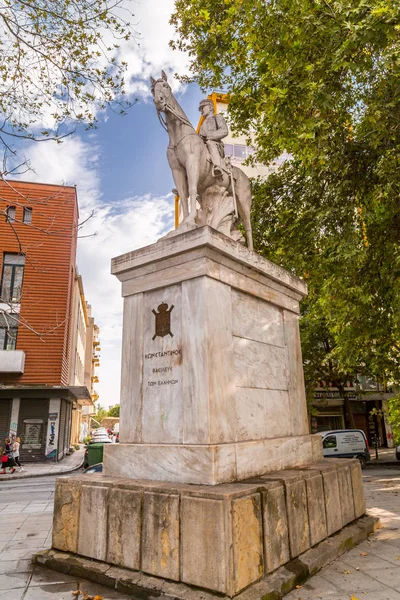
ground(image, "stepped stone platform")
xmin=44 ymin=458 xmax=368 ymax=598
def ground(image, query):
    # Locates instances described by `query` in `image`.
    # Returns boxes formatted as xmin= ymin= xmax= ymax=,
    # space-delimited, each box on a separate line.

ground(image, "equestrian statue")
xmin=151 ymin=71 xmax=253 ymax=251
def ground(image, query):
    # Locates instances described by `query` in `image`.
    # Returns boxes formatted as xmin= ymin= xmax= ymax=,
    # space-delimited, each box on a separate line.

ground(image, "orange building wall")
xmin=0 ymin=180 xmax=79 ymax=386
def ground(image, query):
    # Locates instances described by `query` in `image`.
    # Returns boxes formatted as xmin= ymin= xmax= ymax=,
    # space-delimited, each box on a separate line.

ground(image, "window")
xmin=0 ymin=313 xmax=18 ymax=350
xmin=5 ymin=206 xmax=16 ymax=223
xmin=23 ymin=207 xmax=32 ymax=224
xmin=322 ymin=435 xmax=337 ymax=449
xmin=224 ymin=144 xmax=234 ymax=157
xmin=1 ymin=253 xmax=25 ymax=302
xmin=234 ymin=144 xmax=247 ymax=160
xmin=223 ymin=144 xmax=256 ymax=162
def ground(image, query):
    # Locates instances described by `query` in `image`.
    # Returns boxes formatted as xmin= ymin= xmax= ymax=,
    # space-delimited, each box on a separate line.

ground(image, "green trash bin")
xmin=87 ymin=442 xmax=105 ymax=467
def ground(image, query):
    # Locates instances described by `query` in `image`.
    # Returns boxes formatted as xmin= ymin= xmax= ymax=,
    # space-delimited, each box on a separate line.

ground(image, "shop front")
xmin=0 ymin=386 xmax=90 ymax=461
xmin=311 ymin=389 xmax=395 ymax=447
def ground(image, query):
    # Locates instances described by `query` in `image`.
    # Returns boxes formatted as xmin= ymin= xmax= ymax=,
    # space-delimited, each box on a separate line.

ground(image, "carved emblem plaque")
xmin=152 ymin=302 xmax=174 ymax=340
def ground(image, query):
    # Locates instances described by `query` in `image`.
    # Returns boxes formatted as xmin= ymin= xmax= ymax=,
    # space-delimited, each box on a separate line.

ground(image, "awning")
xmin=0 ymin=385 xmax=92 ymax=403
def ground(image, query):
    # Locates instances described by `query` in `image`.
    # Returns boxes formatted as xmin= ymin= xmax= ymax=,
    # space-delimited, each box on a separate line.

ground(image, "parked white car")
xmin=319 ymin=429 xmax=371 ymax=469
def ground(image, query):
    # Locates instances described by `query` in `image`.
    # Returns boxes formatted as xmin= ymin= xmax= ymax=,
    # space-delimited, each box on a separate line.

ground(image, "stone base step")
xmin=34 ymin=514 xmax=379 ymax=600
xmin=50 ymin=458 xmax=368 ymax=596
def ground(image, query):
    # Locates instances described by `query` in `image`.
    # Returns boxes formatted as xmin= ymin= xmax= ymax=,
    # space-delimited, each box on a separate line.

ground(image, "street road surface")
xmin=0 ymin=475 xmax=57 ymax=504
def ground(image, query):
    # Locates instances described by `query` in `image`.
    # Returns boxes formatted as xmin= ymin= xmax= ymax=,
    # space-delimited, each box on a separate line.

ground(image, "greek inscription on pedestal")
xmin=142 ymin=290 xmax=183 ymax=441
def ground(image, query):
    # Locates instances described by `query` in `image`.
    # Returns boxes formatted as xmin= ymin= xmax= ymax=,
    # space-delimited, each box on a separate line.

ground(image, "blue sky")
xmin=98 ymin=84 xmax=202 ymax=200
xmin=15 ymin=1 xmax=207 ymax=407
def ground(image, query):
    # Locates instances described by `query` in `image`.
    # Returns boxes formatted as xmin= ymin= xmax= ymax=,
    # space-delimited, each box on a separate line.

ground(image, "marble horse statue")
xmin=151 ymin=71 xmax=253 ymax=251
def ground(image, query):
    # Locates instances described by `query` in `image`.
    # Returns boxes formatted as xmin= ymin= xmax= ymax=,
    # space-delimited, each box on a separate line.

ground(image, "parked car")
xmin=88 ymin=435 xmax=111 ymax=444
xmin=92 ymin=429 xmax=107 ymax=436
xmin=319 ymin=429 xmax=370 ymax=469
xmin=396 ymin=445 xmax=400 ymax=461
xmin=83 ymin=462 xmax=103 ymax=474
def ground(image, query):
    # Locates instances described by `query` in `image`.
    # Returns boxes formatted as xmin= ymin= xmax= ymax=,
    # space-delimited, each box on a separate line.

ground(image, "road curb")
xmin=367 ymin=462 xmax=400 ymax=468
xmin=0 ymin=459 xmax=84 ymax=481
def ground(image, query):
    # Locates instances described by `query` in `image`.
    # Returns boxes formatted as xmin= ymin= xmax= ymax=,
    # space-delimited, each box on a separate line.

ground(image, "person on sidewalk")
xmin=13 ymin=437 xmax=24 ymax=472
xmin=0 ymin=439 xmax=16 ymax=474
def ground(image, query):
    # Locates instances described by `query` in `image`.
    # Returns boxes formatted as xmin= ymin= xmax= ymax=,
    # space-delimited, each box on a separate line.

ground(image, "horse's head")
xmin=150 ymin=71 xmax=172 ymax=112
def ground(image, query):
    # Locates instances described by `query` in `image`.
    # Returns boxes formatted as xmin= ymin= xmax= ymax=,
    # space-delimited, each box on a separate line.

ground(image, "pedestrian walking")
xmin=0 ymin=438 xmax=16 ymax=474
xmin=13 ymin=437 xmax=23 ymax=472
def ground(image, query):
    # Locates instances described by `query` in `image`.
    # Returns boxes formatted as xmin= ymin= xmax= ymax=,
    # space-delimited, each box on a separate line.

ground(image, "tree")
xmin=94 ymin=405 xmax=107 ymax=425
xmin=0 ymin=1 xmax=134 ymax=339
xmin=0 ymin=0 xmax=134 ymax=175
xmin=108 ymin=404 xmax=120 ymax=417
xmin=171 ymin=1 xmax=400 ymax=410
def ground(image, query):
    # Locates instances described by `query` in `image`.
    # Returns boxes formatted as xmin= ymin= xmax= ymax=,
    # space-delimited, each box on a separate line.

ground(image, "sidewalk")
xmin=369 ymin=446 xmax=398 ymax=464
xmin=286 ymin=467 xmax=400 ymax=599
xmin=0 ymin=477 xmax=131 ymax=599
xmin=0 ymin=446 xmax=84 ymax=481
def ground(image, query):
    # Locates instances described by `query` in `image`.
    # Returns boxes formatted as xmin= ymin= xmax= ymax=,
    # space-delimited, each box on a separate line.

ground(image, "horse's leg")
xmin=235 ymin=174 xmax=254 ymax=251
xmin=185 ymin=156 xmax=200 ymax=222
xmin=167 ymin=149 xmax=189 ymax=219
xmin=172 ymin=167 xmax=189 ymax=219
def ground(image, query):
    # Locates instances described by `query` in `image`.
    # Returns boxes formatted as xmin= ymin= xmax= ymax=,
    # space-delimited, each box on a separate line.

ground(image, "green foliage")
xmin=387 ymin=396 xmax=400 ymax=445
xmin=107 ymin=405 xmax=120 ymax=417
xmin=0 ymin=0 xmax=134 ymax=174
xmin=93 ymin=405 xmax=107 ymax=425
xmin=172 ymin=0 xmax=400 ymax=398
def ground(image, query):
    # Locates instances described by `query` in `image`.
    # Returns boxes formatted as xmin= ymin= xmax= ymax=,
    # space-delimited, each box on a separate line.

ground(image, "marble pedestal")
xmin=104 ymin=226 xmax=318 ymax=485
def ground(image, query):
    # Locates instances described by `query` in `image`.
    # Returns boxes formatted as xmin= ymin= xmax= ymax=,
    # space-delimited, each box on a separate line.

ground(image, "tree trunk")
xmin=343 ymin=394 xmax=356 ymax=429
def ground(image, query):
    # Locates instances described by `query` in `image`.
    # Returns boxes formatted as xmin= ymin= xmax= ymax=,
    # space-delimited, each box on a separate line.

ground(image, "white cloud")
xmin=19 ymin=136 xmax=174 ymax=408
xmin=118 ymin=0 xmax=189 ymax=96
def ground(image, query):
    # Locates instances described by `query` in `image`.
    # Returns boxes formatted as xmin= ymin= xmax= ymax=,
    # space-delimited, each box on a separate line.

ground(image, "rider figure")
xmin=198 ymin=99 xmax=228 ymax=178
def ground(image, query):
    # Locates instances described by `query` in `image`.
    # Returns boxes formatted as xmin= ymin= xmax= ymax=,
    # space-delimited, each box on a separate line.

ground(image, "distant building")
xmin=0 ymin=180 xmax=99 ymax=461
xmin=69 ymin=273 xmax=100 ymax=445
xmin=310 ymin=378 xmax=396 ymax=448
xmin=205 ymin=92 xmax=274 ymax=180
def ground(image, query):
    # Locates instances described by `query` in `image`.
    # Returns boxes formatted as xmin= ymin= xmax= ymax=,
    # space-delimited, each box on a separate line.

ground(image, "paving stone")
xmin=0 ymin=572 xmax=30 ymax=590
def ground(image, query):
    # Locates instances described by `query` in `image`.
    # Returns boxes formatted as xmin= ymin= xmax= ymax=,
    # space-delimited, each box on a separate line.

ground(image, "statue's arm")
xmin=209 ymin=114 xmax=229 ymax=141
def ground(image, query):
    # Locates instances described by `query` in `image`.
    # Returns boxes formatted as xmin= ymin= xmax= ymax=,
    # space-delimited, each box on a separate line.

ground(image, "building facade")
xmin=69 ymin=274 xmax=100 ymax=445
xmin=0 ymin=180 xmax=98 ymax=461
xmin=311 ymin=378 xmax=396 ymax=448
